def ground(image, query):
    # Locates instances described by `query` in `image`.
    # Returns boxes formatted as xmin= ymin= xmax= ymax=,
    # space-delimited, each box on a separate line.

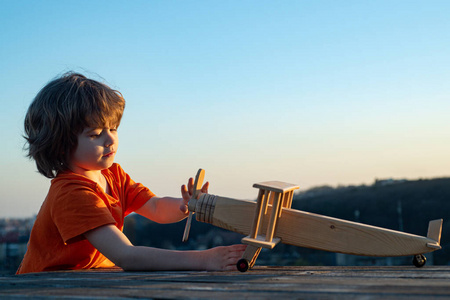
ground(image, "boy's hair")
xmin=24 ymin=72 xmax=125 ymax=178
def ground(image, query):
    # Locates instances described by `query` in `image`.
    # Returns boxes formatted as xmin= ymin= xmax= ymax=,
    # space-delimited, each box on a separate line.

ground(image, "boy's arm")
xmin=84 ymin=224 xmax=245 ymax=271
xmin=135 ymin=196 xmax=188 ymax=224
xmin=135 ymin=178 xmax=209 ymax=224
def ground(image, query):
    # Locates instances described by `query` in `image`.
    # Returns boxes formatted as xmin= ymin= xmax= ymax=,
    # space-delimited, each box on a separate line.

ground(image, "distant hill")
xmin=124 ymin=177 xmax=449 ymax=266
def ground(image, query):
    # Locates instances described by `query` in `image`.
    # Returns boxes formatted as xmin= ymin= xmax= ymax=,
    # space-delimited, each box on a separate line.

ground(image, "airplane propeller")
xmin=182 ymin=169 xmax=205 ymax=242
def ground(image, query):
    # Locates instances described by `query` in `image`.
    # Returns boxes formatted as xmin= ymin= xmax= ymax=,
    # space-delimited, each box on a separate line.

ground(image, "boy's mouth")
xmin=103 ymin=151 xmax=115 ymax=158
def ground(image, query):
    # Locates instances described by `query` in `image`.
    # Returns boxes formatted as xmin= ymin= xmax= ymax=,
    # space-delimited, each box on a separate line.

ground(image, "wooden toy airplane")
xmin=182 ymin=169 xmax=443 ymax=272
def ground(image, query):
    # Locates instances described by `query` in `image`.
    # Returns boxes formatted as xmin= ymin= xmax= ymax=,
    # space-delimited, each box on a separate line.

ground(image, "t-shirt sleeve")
xmin=111 ymin=164 xmax=156 ymax=216
xmin=51 ymin=184 xmax=116 ymax=244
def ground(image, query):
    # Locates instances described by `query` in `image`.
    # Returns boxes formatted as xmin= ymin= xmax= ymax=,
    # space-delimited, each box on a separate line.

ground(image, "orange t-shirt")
xmin=16 ymin=163 xmax=155 ymax=274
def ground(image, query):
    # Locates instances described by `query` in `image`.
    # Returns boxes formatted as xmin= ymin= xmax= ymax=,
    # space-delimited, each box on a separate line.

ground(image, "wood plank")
xmin=2 ymin=266 xmax=450 ymax=299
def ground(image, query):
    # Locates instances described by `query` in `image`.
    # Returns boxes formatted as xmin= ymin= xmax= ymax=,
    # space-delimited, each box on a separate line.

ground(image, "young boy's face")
xmin=69 ymin=125 xmax=118 ymax=174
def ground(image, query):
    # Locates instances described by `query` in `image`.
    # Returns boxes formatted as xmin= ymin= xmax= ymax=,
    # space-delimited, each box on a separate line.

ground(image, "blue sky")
xmin=1 ymin=1 xmax=449 ymax=217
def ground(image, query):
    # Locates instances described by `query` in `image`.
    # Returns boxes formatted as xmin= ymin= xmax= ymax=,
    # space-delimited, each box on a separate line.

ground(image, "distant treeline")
xmin=124 ymin=177 xmax=450 ymax=266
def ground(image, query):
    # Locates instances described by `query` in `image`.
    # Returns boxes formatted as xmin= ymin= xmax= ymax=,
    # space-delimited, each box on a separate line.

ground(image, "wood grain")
xmin=4 ymin=266 xmax=450 ymax=299
xmin=211 ymin=196 xmax=439 ymax=256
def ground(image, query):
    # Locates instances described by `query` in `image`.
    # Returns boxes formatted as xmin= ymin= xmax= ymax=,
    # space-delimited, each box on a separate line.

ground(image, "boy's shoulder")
xmin=103 ymin=163 xmax=128 ymax=180
xmin=107 ymin=163 xmax=124 ymax=174
xmin=54 ymin=163 xmax=124 ymax=179
xmin=52 ymin=172 xmax=96 ymax=187
xmin=48 ymin=163 xmax=130 ymax=196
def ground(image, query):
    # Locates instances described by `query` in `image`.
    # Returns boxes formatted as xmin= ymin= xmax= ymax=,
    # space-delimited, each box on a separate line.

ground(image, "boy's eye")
xmin=88 ymin=130 xmax=102 ymax=137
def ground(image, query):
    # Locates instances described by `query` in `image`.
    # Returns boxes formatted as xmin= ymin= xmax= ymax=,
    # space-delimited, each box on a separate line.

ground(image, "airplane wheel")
xmin=237 ymin=259 xmax=250 ymax=272
xmin=413 ymin=254 xmax=426 ymax=268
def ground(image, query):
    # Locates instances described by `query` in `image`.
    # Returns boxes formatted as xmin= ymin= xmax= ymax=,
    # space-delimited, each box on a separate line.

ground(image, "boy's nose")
xmin=105 ymin=132 xmax=116 ymax=148
xmin=105 ymin=140 xmax=113 ymax=148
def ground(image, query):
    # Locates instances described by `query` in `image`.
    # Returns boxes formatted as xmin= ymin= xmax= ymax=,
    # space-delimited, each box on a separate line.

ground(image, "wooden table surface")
xmin=1 ymin=266 xmax=450 ymax=299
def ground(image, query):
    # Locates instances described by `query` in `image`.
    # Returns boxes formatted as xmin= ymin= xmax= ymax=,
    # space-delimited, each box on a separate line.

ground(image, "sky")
xmin=1 ymin=1 xmax=449 ymax=218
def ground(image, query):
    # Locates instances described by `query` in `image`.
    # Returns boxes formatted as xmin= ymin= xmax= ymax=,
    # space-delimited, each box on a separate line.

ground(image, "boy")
xmin=17 ymin=72 xmax=245 ymax=274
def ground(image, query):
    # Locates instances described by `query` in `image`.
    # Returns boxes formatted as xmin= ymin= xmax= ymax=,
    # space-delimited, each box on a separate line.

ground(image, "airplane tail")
xmin=426 ymin=219 xmax=443 ymax=250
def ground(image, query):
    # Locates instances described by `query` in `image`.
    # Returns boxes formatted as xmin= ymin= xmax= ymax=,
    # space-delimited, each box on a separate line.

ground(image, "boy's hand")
xmin=203 ymin=244 xmax=247 ymax=271
xmin=180 ymin=178 xmax=209 ymax=214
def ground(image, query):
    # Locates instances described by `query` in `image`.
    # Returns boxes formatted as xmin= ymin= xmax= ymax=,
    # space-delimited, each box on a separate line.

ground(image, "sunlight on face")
xmin=69 ymin=126 xmax=119 ymax=176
